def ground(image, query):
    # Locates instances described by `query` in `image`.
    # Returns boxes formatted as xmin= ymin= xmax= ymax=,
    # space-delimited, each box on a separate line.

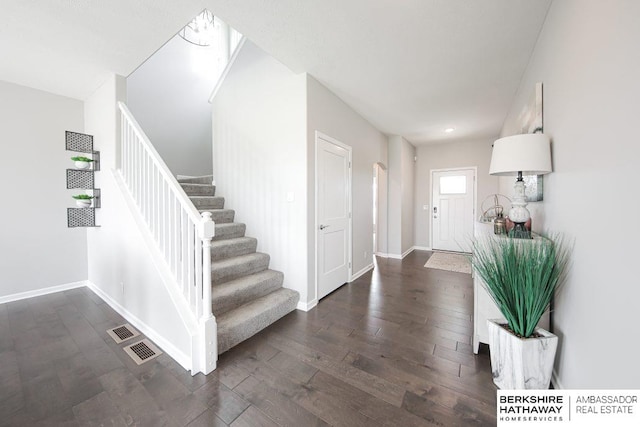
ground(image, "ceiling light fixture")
xmin=179 ymin=10 xmax=215 ymax=46
xmin=445 ymin=127 xmax=455 ymax=133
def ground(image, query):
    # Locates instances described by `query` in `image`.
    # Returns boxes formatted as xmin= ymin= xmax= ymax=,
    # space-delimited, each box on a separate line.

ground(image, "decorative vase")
xmin=75 ymin=160 xmax=90 ymax=169
xmin=487 ymin=318 xmax=558 ymax=389
xmin=75 ymin=199 xmax=91 ymax=208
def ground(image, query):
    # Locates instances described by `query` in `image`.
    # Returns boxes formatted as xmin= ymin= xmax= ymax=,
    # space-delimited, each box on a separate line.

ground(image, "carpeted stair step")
xmin=217 ymin=288 xmax=299 ymax=354
xmin=190 ymin=196 xmax=225 ymax=209
xmin=200 ymin=209 xmax=234 ymax=224
xmin=210 ymin=237 xmax=258 ymax=261
xmin=212 ymin=253 xmax=270 ymax=285
xmin=177 ymin=175 xmax=213 ymax=185
xmin=181 ymin=183 xmax=215 ymax=196
xmin=212 ymin=269 xmax=284 ymax=316
xmin=213 ymin=223 xmax=246 ymax=241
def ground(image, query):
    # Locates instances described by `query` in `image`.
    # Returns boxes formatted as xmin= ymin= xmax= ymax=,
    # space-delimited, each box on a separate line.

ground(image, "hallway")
xmin=0 ymin=250 xmax=496 ymax=426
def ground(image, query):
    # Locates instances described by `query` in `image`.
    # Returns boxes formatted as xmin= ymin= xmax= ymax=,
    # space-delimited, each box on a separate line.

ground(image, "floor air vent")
xmin=106 ymin=324 xmax=140 ymax=344
xmin=123 ymin=339 xmax=162 ymax=365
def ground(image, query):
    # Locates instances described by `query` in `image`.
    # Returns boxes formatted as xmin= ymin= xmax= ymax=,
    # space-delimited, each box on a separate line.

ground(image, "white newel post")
xmin=199 ymin=212 xmax=217 ymax=374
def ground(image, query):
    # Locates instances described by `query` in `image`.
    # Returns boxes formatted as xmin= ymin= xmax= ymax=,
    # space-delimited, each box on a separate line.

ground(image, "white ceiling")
xmin=0 ymin=0 xmax=552 ymax=145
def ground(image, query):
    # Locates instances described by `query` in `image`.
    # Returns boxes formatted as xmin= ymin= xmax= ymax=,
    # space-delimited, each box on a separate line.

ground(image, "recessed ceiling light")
xmin=445 ymin=127 xmax=455 ymax=133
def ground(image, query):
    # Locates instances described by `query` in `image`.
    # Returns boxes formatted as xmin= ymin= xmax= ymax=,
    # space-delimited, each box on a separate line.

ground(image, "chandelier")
xmin=179 ymin=10 xmax=215 ymax=46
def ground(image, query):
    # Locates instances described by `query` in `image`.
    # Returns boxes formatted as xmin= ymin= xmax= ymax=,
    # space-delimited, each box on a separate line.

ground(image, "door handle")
xmin=433 ymin=206 xmax=438 ymax=219
xmin=319 ymin=224 xmax=330 ymax=230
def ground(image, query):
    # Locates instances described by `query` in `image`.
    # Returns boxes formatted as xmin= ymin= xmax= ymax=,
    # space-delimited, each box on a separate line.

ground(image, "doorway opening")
xmin=430 ymin=167 xmax=476 ymax=252
xmin=373 ymin=162 xmax=387 ymax=257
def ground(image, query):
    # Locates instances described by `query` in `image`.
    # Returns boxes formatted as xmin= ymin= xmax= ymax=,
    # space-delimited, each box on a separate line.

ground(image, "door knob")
xmin=319 ymin=224 xmax=330 ymax=230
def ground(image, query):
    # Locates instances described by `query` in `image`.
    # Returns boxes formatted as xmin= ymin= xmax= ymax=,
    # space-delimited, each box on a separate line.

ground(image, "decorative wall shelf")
xmin=65 ymin=131 xmax=100 ymax=228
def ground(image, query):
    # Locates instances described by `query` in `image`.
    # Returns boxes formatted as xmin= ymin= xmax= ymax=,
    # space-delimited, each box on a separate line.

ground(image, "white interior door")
xmin=432 ymin=168 xmax=475 ymax=252
xmin=317 ymin=135 xmax=351 ymax=299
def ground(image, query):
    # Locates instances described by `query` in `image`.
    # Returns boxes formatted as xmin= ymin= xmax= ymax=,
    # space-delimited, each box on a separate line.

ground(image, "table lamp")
xmin=489 ymin=133 xmax=552 ymax=238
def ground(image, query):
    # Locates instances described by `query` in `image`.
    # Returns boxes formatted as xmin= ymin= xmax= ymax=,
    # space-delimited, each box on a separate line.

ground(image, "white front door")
xmin=317 ymin=134 xmax=351 ymax=300
xmin=432 ymin=168 xmax=475 ymax=252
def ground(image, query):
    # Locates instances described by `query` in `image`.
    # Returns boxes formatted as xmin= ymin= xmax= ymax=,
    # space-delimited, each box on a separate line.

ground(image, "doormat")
xmin=424 ymin=252 xmax=472 ymax=274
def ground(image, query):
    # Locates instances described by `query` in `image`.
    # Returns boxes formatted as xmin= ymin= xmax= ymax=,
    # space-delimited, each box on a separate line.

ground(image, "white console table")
xmin=472 ymin=222 xmax=549 ymax=354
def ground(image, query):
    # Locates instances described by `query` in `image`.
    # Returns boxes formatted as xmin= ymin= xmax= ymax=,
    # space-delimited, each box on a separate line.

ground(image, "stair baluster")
xmin=117 ymin=102 xmax=217 ymax=374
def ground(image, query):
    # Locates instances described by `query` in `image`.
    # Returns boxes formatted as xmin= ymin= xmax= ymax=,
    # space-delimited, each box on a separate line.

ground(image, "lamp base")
xmin=509 ymin=222 xmax=531 ymax=239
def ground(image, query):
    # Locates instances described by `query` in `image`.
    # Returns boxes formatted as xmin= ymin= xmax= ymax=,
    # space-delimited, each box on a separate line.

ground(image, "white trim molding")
xmin=297 ymin=299 xmax=318 ymax=312
xmin=0 ymin=280 xmax=87 ymax=304
xmin=86 ymin=281 xmax=192 ymax=370
xmin=411 ymin=245 xmax=432 ymax=252
xmin=387 ymin=247 xmax=415 ymax=260
xmin=350 ymin=263 xmax=374 ymax=282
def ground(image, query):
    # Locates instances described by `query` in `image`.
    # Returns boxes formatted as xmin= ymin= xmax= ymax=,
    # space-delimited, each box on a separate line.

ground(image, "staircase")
xmin=177 ymin=175 xmax=299 ymax=354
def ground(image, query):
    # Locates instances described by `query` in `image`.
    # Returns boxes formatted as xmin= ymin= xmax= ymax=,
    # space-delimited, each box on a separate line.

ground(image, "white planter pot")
xmin=75 ymin=160 xmax=91 ymax=169
xmin=75 ymin=199 xmax=92 ymax=208
xmin=487 ymin=319 xmax=558 ymax=390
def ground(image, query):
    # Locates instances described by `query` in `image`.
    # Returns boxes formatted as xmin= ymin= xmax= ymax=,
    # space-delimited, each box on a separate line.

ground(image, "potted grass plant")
xmin=72 ymin=194 xmax=94 ymax=208
xmin=471 ymin=234 xmax=571 ymax=389
xmin=71 ymin=156 xmax=94 ymax=169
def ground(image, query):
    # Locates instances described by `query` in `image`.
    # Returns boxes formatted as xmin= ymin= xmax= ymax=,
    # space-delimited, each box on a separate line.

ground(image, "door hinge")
xmin=349 ymin=161 xmax=351 ymax=168
xmin=349 ymin=262 xmax=351 ymax=268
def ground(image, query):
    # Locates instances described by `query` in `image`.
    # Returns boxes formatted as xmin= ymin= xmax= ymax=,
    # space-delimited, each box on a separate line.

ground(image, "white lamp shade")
xmin=489 ymin=133 xmax=552 ymax=176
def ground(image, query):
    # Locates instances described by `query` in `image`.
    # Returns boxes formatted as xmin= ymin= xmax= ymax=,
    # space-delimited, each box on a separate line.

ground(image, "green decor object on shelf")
xmin=72 ymin=194 xmax=94 ymax=208
xmin=71 ymin=156 xmax=94 ymax=169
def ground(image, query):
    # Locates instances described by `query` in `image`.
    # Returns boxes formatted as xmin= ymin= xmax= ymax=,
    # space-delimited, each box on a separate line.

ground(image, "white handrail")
xmin=117 ymin=102 xmax=215 ymax=325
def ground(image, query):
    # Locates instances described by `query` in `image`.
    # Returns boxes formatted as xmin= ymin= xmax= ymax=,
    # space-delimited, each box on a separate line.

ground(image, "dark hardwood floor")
xmin=0 ymin=250 xmax=496 ymax=426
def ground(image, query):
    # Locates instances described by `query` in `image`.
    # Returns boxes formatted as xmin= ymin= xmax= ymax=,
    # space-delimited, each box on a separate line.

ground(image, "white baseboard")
xmin=86 ymin=281 xmax=192 ymax=370
xmin=412 ymin=245 xmax=432 ymax=251
xmin=297 ymin=299 xmax=317 ymax=312
xmin=350 ymin=263 xmax=374 ymax=282
xmin=375 ymin=252 xmax=390 ymax=258
xmin=387 ymin=247 xmax=415 ymax=260
xmin=0 ymin=280 xmax=87 ymax=304
xmin=402 ymin=247 xmax=415 ymax=258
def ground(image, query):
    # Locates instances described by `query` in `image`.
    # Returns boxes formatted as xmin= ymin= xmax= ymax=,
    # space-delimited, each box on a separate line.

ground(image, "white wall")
xmin=307 ymin=75 xmax=389 ymax=302
xmin=375 ymin=164 xmax=388 ymax=255
xmin=0 ymin=80 xmax=86 ymax=300
xmin=387 ymin=136 xmax=415 ymax=256
xmin=211 ymin=41 xmax=308 ymax=303
xmin=86 ymin=75 xmax=194 ymax=368
xmin=401 ymin=139 xmax=415 ymax=255
xmin=500 ymin=0 xmax=640 ymax=388
xmin=127 ymin=35 xmax=215 ymax=177
xmin=414 ymin=139 xmax=498 ymax=248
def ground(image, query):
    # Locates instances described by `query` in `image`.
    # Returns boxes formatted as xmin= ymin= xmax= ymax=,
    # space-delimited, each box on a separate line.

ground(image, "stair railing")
xmin=117 ymin=102 xmax=217 ymax=374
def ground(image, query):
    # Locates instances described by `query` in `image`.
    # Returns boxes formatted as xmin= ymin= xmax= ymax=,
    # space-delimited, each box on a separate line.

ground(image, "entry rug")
xmin=424 ymin=252 xmax=472 ymax=274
